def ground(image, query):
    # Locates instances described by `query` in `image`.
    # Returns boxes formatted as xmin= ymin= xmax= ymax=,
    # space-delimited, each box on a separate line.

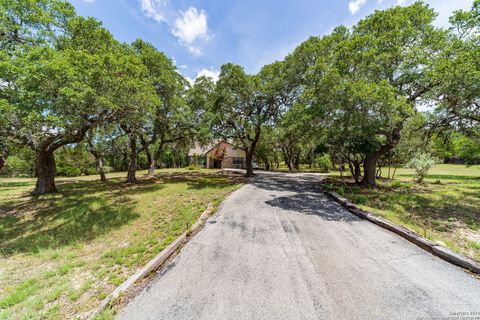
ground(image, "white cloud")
xmin=197 ymin=68 xmax=219 ymax=82
xmin=140 ymin=0 xmax=169 ymax=23
xmin=171 ymin=7 xmax=210 ymax=55
xmin=184 ymin=68 xmax=219 ymax=85
xmin=349 ymin=0 xmax=367 ymax=14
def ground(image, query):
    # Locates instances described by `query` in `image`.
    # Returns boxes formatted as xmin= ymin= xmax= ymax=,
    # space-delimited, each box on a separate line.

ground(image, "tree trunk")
xmin=145 ymin=147 xmax=156 ymax=176
xmin=376 ymin=165 xmax=382 ymax=179
xmin=293 ymin=156 xmax=300 ymax=170
xmin=245 ymin=150 xmax=254 ymax=177
xmin=361 ymin=124 xmax=402 ymax=187
xmin=0 ymin=147 xmax=7 ymax=172
xmin=286 ymin=160 xmax=293 ymax=172
xmin=32 ymin=150 xmax=57 ymax=195
xmin=361 ymin=153 xmax=380 ymax=187
xmin=87 ymin=142 xmax=107 ymax=182
xmin=245 ymin=133 xmax=260 ymax=177
xmin=97 ymin=157 xmax=107 ymax=182
xmin=392 ymin=167 xmax=397 ymax=180
xmin=140 ymin=136 xmax=157 ymax=177
xmin=126 ymin=135 xmax=138 ymax=183
xmin=349 ymin=161 xmax=362 ymax=184
xmin=148 ymin=158 xmax=156 ymax=176
xmin=282 ymin=150 xmax=293 ymax=172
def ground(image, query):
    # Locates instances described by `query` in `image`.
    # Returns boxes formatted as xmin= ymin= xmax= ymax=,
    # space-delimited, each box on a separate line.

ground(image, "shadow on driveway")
xmin=253 ymin=172 xmax=359 ymax=223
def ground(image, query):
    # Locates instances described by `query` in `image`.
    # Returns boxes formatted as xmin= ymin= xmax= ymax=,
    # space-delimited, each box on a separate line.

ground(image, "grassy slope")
xmin=0 ymin=169 xmax=242 ymax=320
xmin=324 ymin=164 xmax=480 ymax=262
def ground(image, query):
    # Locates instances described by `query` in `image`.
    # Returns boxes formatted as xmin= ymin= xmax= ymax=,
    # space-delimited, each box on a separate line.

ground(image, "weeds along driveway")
xmin=118 ymin=172 xmax=480 ymax=320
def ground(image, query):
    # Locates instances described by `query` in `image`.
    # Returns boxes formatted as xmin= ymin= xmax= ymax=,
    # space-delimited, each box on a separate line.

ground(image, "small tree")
xmin=407 ymin=153 xmax=438 ymax=183
xmin=211 ymin=143 xmax=228 ymax=162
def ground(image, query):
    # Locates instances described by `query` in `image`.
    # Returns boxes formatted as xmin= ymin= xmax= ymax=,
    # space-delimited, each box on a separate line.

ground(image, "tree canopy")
xmin=1 ymin=0 xmax=479 ymax=192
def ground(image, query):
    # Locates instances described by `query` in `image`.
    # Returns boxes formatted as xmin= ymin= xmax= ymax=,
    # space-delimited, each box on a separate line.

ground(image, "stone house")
xmin=188 ymin=140 xmax=246 ymax=169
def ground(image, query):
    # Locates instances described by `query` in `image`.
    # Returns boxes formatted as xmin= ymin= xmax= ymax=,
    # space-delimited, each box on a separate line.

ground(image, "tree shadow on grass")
xmin=389 ymin=192 xmax=479 ymax=230
xmin=0 ymin=179 xmax=147 ymax=257
xmin=0 ymin=172 xmax=241 ymax=256
xmin=0 ymin=181 xmax=35 ymax=188
xmin=325 ymin=177 xmax=479 ymax=232
xmin=147 ymin=171 xmax=243 ymax=190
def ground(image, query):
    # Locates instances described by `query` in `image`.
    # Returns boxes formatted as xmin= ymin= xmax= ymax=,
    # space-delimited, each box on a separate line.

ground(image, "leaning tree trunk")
xmin=286 ymin=160 xmax=293 ymax=172
xmin=32 ymin=150 xmax=57 ymax=195
xmin=87 ymin=143 xmax=107 ymax=182
xmin=349 ymin=161 xmax=362 ymax=184
xmin=126 ymin=135 xmax=138 ymax=183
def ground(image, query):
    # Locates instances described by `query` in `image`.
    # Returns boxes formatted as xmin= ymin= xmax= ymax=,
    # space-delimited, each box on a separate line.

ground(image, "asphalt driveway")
xmin=118 ymin=172 xmax=480 ymax=320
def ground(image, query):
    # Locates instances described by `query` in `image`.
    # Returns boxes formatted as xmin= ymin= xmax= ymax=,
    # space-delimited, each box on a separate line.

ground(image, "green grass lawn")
xmin=323 ymin=164 xmax=480 ymax=262
xmin=0 ymin=169 xmax=243 ymax=320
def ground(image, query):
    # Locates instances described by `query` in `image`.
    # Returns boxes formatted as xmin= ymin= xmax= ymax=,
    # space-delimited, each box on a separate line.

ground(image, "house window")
xmin=233 ymin=157 xmax=244 ymax=165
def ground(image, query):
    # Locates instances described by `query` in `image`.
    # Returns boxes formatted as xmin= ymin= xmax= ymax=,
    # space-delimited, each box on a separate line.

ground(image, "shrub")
xmin=82 ymin=167 xmax=98 ymax=176
xmin=103 ymin=166 xmax=114 ymax=173
xmin=391 ymin=180 xmax=404 ymax=188
xmin=406 ymin=153 xmax=438 ymax=183
xmin=337 ymin=186 xmax=345 ymax=196
xmin=187 ymin=165 xmax=196 ymax=171
xmin=351 ymin=194 xmax=368 ymax=205
xmin=1 ymin=156 xmax=31 ymax=177
xmin=57 ymin=165 xmax=82 ymax=177
xmin=313 ymin=154 xmax=333 ymax=173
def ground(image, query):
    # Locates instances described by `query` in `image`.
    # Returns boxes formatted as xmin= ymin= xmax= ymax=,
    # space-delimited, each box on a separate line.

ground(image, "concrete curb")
xmin=85 ymin=202 xmax=215 ymax=319
xmin=322 ymin=189 xmax=480 ymax=275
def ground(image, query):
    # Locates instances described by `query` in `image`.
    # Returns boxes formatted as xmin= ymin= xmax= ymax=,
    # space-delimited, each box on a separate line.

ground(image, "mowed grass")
xmin=324 ymin=164 xmax=480 ymax=262
xmin=0 ymin=169 xmax=243 ymax=320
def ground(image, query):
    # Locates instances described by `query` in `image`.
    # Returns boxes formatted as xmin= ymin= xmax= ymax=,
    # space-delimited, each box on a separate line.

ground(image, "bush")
xmin=1 ymin=156 xmax=31 ymax=177
xmin=351 ymin=194 xmax=368 ymax=205
xmin=337 ymin=186 xmax=345 ymax=196
xmin=57 ymin=165 xmax=82 ymax=177
xmin=313 ymin=154 xmax=333 ymax=173
xmin=407 ymin=153 xmax=438 ymax=183
xmin=82 ymin=167 xmax=98 ymax=176
xmin=103 ymin=166 xmax=113 ymax=173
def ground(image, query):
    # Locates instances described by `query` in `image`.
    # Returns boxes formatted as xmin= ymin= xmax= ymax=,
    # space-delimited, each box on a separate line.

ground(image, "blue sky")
xmin=70 ymin=0 xmax=473 ymax=82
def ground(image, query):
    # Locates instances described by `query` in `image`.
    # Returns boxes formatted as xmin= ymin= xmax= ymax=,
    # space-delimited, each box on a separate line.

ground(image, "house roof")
xmin=188 ymin=139 xmax=244 ymax=156
xmin=187 ymin=139 xmax=222 ymax=157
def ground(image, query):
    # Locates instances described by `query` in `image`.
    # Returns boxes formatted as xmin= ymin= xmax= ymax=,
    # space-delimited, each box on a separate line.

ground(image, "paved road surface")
xmin=118 ymin=172 xmax=480 ymax=320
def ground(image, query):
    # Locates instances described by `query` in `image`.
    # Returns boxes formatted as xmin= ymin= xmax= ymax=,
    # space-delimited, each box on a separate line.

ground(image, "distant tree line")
xmin=1 ymin=0 xmax=479 ymax=194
